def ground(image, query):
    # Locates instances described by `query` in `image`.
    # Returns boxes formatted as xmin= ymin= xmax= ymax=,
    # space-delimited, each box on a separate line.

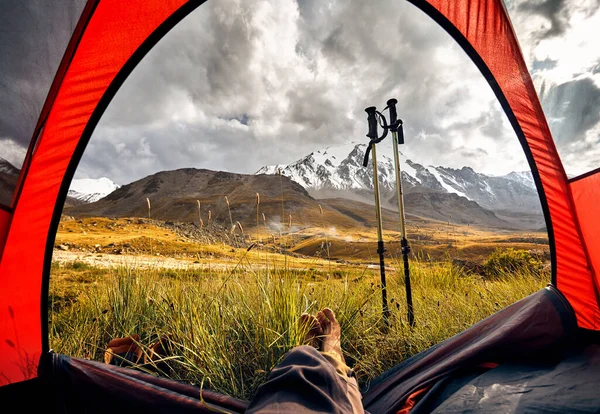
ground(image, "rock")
xmin=57 ymin=244 xmax=69 ymax=251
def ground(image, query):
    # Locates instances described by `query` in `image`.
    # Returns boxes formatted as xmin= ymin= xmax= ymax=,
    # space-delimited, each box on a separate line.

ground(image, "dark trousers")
xmin=246 ymin=345 xmax=364 ymax=413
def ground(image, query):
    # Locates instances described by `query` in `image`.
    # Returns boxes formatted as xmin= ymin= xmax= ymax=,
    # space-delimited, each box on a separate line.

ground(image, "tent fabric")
xmin=48 ymin=353 xmax=248 ymax=413
xmin=408 ymin=344 xmax=600 ymax=413
xmin=408 ymin=0 xmax=599 ymax=330
xmin=0 ymin=2 xmax=87 ymax=177
xmin=361 ymin=286 xmax=575 ymax=413
xmin=569 ymin=169 xmax=600 ymax=328
xmin=0 ymin=0 xmax=196 ymax=386
xmin=0 ymin=0 xmax=599 ymax=395
xmin=0 ymin=208 xmax=10 ymax=256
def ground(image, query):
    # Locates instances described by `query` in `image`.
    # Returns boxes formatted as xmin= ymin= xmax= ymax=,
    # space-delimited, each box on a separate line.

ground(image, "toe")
xmin=322 ymin=308 xmax=336 ymax=323
xmin=299 ymin=313 xmax=310 ymax=327
xmin=309 ymin=318 xmax=322 ymax=334
xmin=317 ymin=311 xmax=331 ymax=336
xmin=317 ymin=310 xmax=328 ymax=325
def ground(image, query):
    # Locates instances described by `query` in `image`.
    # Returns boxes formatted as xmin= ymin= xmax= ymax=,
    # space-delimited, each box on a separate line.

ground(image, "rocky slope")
xmin=257 ymin=142 xmax=541 ymax=215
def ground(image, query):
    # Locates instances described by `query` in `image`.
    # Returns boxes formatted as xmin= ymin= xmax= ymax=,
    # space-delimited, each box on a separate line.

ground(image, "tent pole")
xmin=387 ymin=99 xmax=415 ymax=327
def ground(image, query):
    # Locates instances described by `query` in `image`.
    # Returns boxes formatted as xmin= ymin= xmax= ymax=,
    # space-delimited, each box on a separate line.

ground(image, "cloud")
xmin=0 ymin=138 xmax=28 ymax=169
xmin=85 ymin=0 xmax=526 ymax=184
xmin=0 ymin=1 xmax=85 ymax=165
xmin=2 ymin=1 xmax=597 ymax=184
xmin=507 ymin=0 xmax=600 ymax=176
xmin=517 ymin=0 xmax=569 ymax=38
xmin=538 ymin=77 xmax=600 ymax=143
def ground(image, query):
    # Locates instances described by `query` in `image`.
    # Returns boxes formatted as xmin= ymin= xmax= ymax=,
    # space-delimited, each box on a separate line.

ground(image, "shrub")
xmin=484 ymin=248 xmax=543 ymax=277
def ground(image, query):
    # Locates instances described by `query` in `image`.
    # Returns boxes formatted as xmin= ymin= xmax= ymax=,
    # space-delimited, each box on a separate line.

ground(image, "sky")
xmin=1 ymin=0 xmax=599 ymax=186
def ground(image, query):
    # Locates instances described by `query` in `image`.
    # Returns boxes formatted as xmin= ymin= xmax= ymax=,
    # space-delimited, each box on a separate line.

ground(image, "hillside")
xmin=396 ymin=192 xmax=509 ymax=227
xmin=64 ymin=168 xmax=363 ymax=230
xmin=64 ymin=167 xmax=515 ymax=232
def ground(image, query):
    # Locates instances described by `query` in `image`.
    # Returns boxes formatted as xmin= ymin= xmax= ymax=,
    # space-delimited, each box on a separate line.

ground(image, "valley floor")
xmin=49 ymin=215 xmax=551 ymax=400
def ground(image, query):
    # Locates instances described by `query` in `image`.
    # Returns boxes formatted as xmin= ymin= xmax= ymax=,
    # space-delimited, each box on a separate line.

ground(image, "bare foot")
xmin=317 ymin=308 xmax=344 ymax=362
xmin=299 ymin=313 xmax=322 ymax=348
xmin=104 ymin=334 xmax=142 ymax=365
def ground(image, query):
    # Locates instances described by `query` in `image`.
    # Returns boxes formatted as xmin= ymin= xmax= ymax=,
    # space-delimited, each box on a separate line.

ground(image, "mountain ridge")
xmin=256 ymin=142 xmax=542 ymax=217
xmin=64 ymin=167 xmax=514 ymax=230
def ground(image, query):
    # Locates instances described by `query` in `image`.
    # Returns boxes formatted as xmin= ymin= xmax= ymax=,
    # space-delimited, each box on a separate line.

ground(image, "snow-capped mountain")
xmin=68 ymin=177 xmax=120 ymax=203
xmin=502 ymin=171 xmax=535 ymax=189
xmin=256 ymin=142 xmax=541 ymax=214
xmin=0 ymin=158 xmax=20 ymax=176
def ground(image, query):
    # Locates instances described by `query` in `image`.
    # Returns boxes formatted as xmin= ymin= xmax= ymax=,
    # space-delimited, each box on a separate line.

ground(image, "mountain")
xmin=68 ymin=177 xmax=120 ymax=203
xmin=323 ymin=194 xmax=508 ymax=228
xmin=256 ymin=142 xmax=542 ymax=215
xmin=0 ymin=157 xmax=107 ymax=208
xmin=0 ymin=158 xmax=19 ymax=206
xmin=502 ymin=171 xmax=535 ymax=188
xmin=64 ymin=168 xmax=367 ymax=230
xmin=401 ymin=192 xmax=508 ymax=227
xmin=64 ymin=167 xmax=511 ymax=232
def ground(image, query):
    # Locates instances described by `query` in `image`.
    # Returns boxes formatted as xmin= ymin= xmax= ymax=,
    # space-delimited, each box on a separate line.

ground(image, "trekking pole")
xmin=385 ymin=98 xmax=415 ymax=327
xmin=363 ymin=106 xmax=391 ymax=326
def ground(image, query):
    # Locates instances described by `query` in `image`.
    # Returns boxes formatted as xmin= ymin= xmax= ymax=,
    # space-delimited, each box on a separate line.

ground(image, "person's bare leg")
xmin=317 ymin=308 xmax=344 ymax=363
xmin=299 ymin=313 xmax=322 ymax=348
xmin=317 ymin=308 xmax=363 ymax=413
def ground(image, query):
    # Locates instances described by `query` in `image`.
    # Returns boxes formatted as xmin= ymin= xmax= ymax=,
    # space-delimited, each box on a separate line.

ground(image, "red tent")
xmin=1 ymin=1 xmax=598 ymax=412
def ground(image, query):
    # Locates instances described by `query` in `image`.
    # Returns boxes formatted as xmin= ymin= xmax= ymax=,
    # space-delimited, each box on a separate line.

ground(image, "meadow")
xmin=49 ymin=220 xmax=548 ymax=400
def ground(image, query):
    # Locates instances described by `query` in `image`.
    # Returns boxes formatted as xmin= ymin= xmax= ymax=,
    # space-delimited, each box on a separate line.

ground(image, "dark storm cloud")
xmin=459 ymin=147 xmax=489 ymax=159
xmin=322 ymin=26 xmax=356 ymax=64
xmin=538 ymin=77 xmax=600 ymax=144
xmin=0 ymin=1 xmax=86 ymax=166
xmin=287 ymin=85 xmax=337 ymax=129
xmin=518 ymin=0 xmax=568 ymax=38
xmin=506 ymin=1 xmax=600 ymax=175
xmin=79 ymin=121 xmax=258 ymax=185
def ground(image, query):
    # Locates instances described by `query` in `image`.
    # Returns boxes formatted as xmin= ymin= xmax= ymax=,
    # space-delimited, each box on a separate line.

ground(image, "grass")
xmin=49 ymin=252 xmax=547 ymax=401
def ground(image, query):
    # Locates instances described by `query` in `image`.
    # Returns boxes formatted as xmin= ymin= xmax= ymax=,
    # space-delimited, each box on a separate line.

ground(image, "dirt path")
xmin=51 ymin=250 xmax=237 ymax=271
xmin=51 ymin=249 xmax=399 ymax=276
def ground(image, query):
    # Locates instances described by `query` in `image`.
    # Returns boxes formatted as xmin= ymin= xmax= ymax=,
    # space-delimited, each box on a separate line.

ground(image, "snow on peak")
xmin=502 ymin=171 xmax=535 ymax=188
xmin=256 ymin=141 xmax=407 ymax=192
xmin=256 ymin=143 xmax=540 ymax=213
xmin=68 ymin=177 xmax=120 ymax=203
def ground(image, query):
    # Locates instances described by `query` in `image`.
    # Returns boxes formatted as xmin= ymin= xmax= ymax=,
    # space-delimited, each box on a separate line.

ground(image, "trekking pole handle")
xmin=365 ymin=106 xmax=379 ymax=139
xmin=397 ymin=118 xmax=404 ymax=145
xmin=387 ymin=98 xmax=398 ymax=126
xmin=386 ymin=98 xmax=405 ymax=144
